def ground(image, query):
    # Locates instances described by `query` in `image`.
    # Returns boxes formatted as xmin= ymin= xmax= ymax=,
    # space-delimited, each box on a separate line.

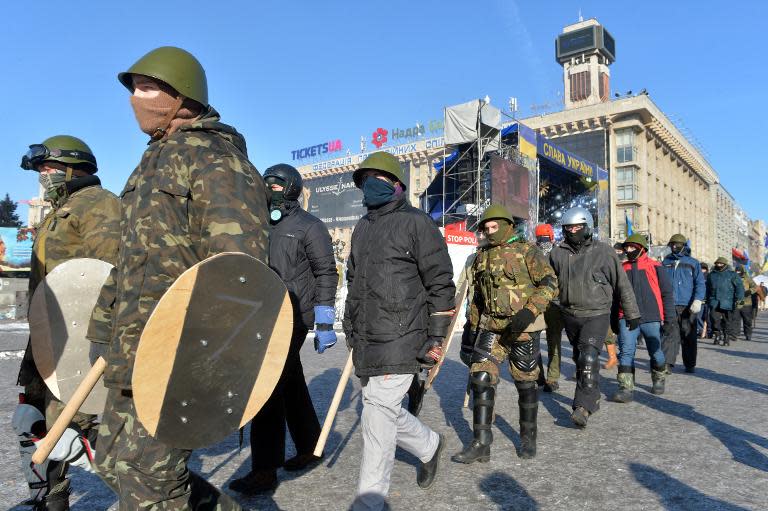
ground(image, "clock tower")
xmin=556 ymin=18 xmax=615 ymax=110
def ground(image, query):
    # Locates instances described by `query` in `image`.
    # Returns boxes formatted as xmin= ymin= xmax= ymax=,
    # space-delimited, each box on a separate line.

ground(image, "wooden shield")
xmin=132 ymin=252 xmax=293 ymax=450
xmin=29 ymin=258 xmax=113 ymax=414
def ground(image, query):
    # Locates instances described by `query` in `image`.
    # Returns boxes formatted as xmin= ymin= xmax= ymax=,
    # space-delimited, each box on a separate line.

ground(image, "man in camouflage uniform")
xmin=14 ymin=136 xmax=120 ymax=510
xmin=91 ymin=47 xmax=268 ymax=510
xmin=453 ymin=205 xmax=557 ymax=463
xmin=735 ymin=266 xmax=757 ymax=340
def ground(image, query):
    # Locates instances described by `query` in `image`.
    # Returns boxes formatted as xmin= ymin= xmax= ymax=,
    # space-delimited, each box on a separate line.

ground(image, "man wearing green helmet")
xmin=454 ymin=204 xmax=558 ymax=464
xmin=92 ymin=46 xmax=269 ymax=509
xmin=344 ymin=151 xmax=455 ymax=510
xmin=15 ymin=135 xmax=120 ymax=510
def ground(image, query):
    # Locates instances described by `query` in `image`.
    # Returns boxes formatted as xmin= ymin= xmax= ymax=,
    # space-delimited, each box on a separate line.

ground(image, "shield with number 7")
xmin=132 ymin=252 xmax=293 ymax=450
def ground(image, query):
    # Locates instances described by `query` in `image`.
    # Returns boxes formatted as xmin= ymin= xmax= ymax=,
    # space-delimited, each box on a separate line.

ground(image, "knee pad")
xmin=470 ymin=371 xmax=496 ymax=392
xmin=577 ymin=346 xmax=600 ymax=389
xmin=472 ymin=331 xmax=499 ymax=364
xmin=510 ymin=337 xmax=540 ymax=373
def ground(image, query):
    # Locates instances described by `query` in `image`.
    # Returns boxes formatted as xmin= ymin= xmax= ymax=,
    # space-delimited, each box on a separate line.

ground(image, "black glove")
xmin=418 ymin=338 xmax=444 ymax=368
xmin=627 ymin=317 xmax=641 ymax=330
xmin=505 ymin=308 xmax=536 ymax=334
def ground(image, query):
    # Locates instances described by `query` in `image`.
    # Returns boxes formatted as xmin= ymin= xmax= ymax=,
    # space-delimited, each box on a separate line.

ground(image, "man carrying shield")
xmin=91 ymin=46 xmax=269 ymax=509
xmin=14 ymin=135 xmax=120 ymax=510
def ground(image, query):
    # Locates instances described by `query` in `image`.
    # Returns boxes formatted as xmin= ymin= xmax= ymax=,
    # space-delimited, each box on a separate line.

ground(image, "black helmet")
xmin=264 ymin=164 xmax=303 ymax=200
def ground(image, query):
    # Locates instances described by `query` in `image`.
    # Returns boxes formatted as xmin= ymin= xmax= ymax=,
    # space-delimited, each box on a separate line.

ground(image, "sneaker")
xmin=570 ymin=407 xmax=589 ymax=428
xmin=417 ymin=434 xmax=445 ymax=489
xmin=228 ymin=469 xmax=278 ymax=494
xmin=283 ymin=453 xmax=323 ymax=472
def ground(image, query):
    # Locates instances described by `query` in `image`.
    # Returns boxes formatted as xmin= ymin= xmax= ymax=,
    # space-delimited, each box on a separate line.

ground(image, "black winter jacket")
xmin=343 ymin=196 xmax=455 ymax=377
xmin=269 ymin=201 xmax=337 ymax=328
xmin=549 ymin=237 xmax=640 ymax=320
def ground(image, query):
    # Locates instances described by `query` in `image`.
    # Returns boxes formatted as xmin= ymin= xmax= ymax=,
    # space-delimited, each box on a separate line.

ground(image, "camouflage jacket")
xmin=20 ymin=177 xmax=120 ymax=385
xmin=469 ymin=238 xmax=558 ymax=333
xmin=99 ymin=109 xmax=269 ymax=390
xmin=738 ymin=276 xmax=757 ymax=307
xmin=29 ymin=177 xmax=120 ymax=294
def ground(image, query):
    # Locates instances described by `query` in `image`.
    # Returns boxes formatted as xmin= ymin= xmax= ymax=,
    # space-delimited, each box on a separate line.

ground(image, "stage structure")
xmin=422 ymin=99 xmax=610 ymax=240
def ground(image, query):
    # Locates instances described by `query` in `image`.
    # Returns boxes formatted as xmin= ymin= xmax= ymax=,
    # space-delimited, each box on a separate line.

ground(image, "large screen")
xmin=557 ymin=27 xmax=595 ymax=58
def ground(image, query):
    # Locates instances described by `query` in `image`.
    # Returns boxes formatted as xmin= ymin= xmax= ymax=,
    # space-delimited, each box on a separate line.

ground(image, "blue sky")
xmin=1 ymin=1 xmax=765 ymax=223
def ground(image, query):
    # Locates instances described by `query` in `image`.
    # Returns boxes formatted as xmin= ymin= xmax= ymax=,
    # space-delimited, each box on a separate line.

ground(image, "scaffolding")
xmin=421 ymin=99 xmax=538 ymax=232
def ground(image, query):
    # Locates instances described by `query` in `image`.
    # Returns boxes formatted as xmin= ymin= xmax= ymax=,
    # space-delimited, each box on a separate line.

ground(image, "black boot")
xmin=515 ymin=381 xmax=538 ymax=459
xmin=37 ymin=479 xmax=70 ymax=511
xmin=452 ymin=372 xmax=494 ymax=464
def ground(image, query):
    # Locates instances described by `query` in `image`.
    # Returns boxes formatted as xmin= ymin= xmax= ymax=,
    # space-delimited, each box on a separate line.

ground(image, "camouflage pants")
xmin=470 ymin=331 xmax=541 ymax=384
xmin=95 ymin=388 xmax=241 ymax=511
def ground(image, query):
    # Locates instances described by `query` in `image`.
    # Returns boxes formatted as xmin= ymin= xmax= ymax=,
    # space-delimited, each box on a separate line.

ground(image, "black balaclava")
xmin=564 ymin=224 xmax=590 ymax=247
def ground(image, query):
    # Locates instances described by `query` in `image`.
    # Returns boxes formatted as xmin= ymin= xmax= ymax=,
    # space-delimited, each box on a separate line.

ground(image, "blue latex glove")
xmin=314 ymin=305 xmax=337 ymax=354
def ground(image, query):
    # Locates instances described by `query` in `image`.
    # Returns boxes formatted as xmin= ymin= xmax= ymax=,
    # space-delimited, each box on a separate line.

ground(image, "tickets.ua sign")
xmin=292 ymin=140 xmax=343 ymax=160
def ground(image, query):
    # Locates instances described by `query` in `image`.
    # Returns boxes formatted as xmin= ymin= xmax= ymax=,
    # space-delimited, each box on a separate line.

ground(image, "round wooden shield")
xmin=132 ymin=252 xmax=293 ymax=450
xmin=29 ymin=258 xmax=113 ymax=414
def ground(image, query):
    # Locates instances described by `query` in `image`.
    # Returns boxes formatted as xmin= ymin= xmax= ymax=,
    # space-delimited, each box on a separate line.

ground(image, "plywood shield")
xmin=132 ymin=252 xmax=293 ymax=450
xmin=28 ymin=258 xmax=113 ymax=414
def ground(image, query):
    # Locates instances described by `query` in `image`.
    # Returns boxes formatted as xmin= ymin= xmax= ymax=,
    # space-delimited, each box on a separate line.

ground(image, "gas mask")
xmin=265 ymin=177 xmax=287 ymax=223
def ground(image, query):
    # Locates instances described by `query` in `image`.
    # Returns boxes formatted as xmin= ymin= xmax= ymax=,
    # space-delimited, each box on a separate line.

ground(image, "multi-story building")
xmin=520 ymin=18 xmax=719 ymax=261
xmin=712 ymin=183 xmax=737 ymax=260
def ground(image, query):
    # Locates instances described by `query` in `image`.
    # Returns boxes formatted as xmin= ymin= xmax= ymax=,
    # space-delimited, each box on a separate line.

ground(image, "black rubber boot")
xmin=452 ymin=372 xmax=494 ymax=464
xmin=611 ymin=365 xmax=635 ymax=403
xmin=39 ymin=479 xmax=70 ymax=511
xmin=515 ymin=381 xmax=538 ymax=459
xmin=651 ymin=363 xmax=667 ymax=395
xmin=417 ymin=433 xmax=445 ymax=489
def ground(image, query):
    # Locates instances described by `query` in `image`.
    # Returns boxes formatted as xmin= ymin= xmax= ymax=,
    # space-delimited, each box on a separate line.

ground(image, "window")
xmin=615 ymin=129 xmax=636 ymax=163
xmin=617 ymin=184 xmax=636 ymax=200
xmin=617 ymin=167 xmax=635 ymax=184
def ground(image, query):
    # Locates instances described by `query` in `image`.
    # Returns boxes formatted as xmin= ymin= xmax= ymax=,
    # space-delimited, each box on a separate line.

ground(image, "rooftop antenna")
xmin=578 ymin=9 xmax=583 ymax=22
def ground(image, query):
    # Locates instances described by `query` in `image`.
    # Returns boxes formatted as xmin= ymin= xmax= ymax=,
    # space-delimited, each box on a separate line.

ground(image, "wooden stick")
xmin=32 ymin=357 xmax=107 ymax=465
xmin=313 ymin=351 xmax=354 ymax=457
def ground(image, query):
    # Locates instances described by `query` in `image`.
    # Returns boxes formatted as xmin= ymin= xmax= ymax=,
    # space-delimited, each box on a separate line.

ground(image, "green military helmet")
xmin=20 ymin=135 xmax=97 ymax=173
xmin=714 ymin=256 xmax=729 ymax=265
xmin=668 ymin=233 xmax=687 ymax=244
xmin=353 ymin=151 xmax=406 ymax=190
xmin=479 ymin=204 xmax=514 ymax=226
xmin=118 ymin=46 xmax=208 ymax=106
xmin=623 ymin=233 xmax=649 ymax=251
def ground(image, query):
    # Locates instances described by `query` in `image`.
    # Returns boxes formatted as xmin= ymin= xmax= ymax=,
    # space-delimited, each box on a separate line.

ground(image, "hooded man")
xmin=229 ymin=164 xmax=337 ymax=494
xmin=547 ymin=207 xmax=640 ymax=427
xmin=706 ymin=257 xmax=744 ymax=346
xmin=92 ymin=46 xmax=269 ymax=510
xmin=15 ymin=135 xmax=120 ymax=510
xmin=661 ymin=234 xmax=706 ymax=373
xmin=343 ymin=151 xmax=455 ymax=511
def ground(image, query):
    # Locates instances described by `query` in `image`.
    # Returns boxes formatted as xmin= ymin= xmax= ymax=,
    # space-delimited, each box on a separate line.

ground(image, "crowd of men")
xmin=10 ymin=46 xmax=766 ymax=511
